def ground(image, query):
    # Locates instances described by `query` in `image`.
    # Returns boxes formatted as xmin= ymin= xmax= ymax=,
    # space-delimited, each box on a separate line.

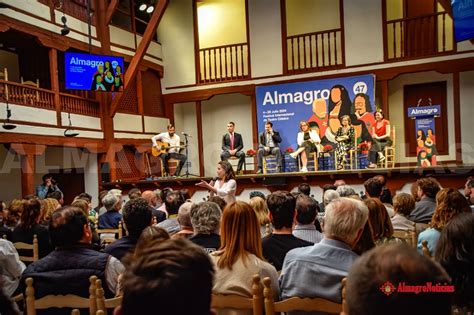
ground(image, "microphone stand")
xmin=182 ymin=133 xmax=199 ymax=178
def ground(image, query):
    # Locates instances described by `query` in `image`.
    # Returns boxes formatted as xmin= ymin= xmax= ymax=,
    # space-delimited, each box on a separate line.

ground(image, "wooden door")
xmin=50 ymin=168 xmax=85 ymax=205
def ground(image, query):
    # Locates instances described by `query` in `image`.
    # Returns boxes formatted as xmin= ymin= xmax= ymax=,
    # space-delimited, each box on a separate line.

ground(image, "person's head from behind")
xmin=249 ymin=196 xmax=270 ymax=226
xmin=249 ymin=191 xmax=266 ymax=200
xmin=122 ymin=198 xmax=152 ymax=238
xmin=435 ymin=213 xmax=474 ymax=309
xmin=266 ymin=191 xmax=296 ymax=230
xmin=323 ymin=184 xmax=337 ymax=193
xmin=71 ymin=199 xmax=90 ymax=216
xmin=47 ymin=190 xmax=64 ymax=205
xmin=297 ymin=183 xmax=311 ymax=196
xmin=5 ymin=199 xmax=23 ymax=228
xmin=217 ymin=201 xmax=263 ymax=269
xmin=19 ymin=198 xmax=42 ymax=230
xmin=431 ymin=188 xmax=471 ymax=231
xmin=323 ymin=197 xmax=368 ymax=248
xmin=345 ymin=244 xmax=452 ymax=315
xmin=323 ymin=189 xmax=340 ymax=206
xmin=190 ymin=202 xmax=222 ymax=235
xmin=132 ymin=226 xmax=170 ymax=259
xmin=393 ymin=193 xmax=415 ymax=217
xmin=416 ymin=177 xmax=440 ymax=199
xmin=165 ymin=191 xmax=185 ymax=216
xmin=208 ymin=196 xmax=227 ymax=211
xmin=102 ymin=193 xmax=121 ymax=212
xmin=141 ymin=190 xmax=158 ymax=207
xmin=177 ymin=201 xmax=194 ymax=229
xmin=364 ymin=197 xmax=393 ymax=241
xmin=49 ymin=206 xmax=91 ymax=247
xmin=128 ymin=188 xmax=142 ymax=200
xmin=336 ymin=185 xmax=357 ymax=198
xmin=295 ymin=195 xmax=318 ymax=225
xmin=364 ymin=178 xmax=384 ymax=198
xmin=116 ymin=239 xmax=214 ymax=315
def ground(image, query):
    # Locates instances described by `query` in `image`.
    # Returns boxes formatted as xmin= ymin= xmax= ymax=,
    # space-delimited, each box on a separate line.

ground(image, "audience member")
xmin=1 ymin=201 xmax=12 ymax=239
xmin=22 ymin=206 xmax=124 ymax=299
xmin=105 ymin=198 xmax=152 ymax=261
xmin=156 ymin=191 xmax=185 ymax=235
xmin=352 ymin=220 xmax=375 ymax=256
xmin=364 ymin=198 xmax=399 ymax=245
xmin=190 ymin=202 xmax=222 ymax=253
xmin=391 ymin=192 xmax=415 ymax=231
xmin=11 ymin=198 xmax=53 ymax=259
xmin=0 ymin=238 xmax=25 ymax=297
xmin=364 ymin=177 xmax=394 ymax=217
xmin=345 ymin=243 xmax=452 ymax=315
xmin=210 ymin=201 xmax=279 ymax=307
xmin=46 ymin=190 xmax=64 ymax=206
xmin=464 ymin=178 xmax=474 ymax=209
xmin=410 ymin=181 xmax=421 ymax=202
xmin=95 ymin=190 xmax=108 ymax=216
xmin=320 ymin=185 xmax=337 ymax=213
xmin=172 ymin=201 xmax=194 ymax=239
xmin=417 ymin=188 xmax=470 ymax=255
xmin=116 ymin=239 xmax=214 ymax=315
xmin=323 ymin=189 xmax=340 ymax=207
xmin=249 ymin=191 xmax=266 ymax=200
xmin=3 ymin=200 xmax=22 ymax=232
xmin=374 ymin=174 xmax=393 ymax=205
xmin=35 ymin=174 xmax=62 ymax=200
xmin=208 ymin=196 xmax=227 ymax=211
xmin=435 ymin=213 xmax=474 ymax=312
xmin=336 ymin=185 xmax=357 ymax=198
xmin=408 ymin=177 xmax=440 ymax=223
xmin=141 ymin=190 xmax=166 ymax=224
xmin=0 ymin=284 xmax=19 ymax=315
xmin=39 ymin=198 xmax=61 ymax=225
xmin=297 ymin=183 xmax=311 ymax=196
xmin=292 ymin=195 xmax=323 ymax=243
xmin=280 ymin=197 xmax=368 ymax=302
xmin=333 ymin=179 xmax=346 ymax=187
xmin=155 ymin=187 xmax=173 ymax=217
xmin=128 ymin=188 xmax=142 ymax=200
xmin=99 ymin=191 xmax=123 ymax=229
xmin=249 ymin=196 xmax=272 ymax=237
xmin=131 ymin=226 xmax=170 ymax=260
xmin=263 ymin=191 xmax=312 ymax=271
xmin=152 ymin=189 xmax=163 ymax=208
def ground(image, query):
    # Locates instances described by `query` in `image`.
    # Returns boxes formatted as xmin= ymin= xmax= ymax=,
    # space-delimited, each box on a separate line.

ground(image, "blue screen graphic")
xmin=64 ymin=52 xmax=125 ymax=91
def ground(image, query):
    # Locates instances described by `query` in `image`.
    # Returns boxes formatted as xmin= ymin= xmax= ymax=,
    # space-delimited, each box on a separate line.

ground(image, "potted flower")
xmin=323 ymin=144 xmax=334 ymax=152
xmin=285 ymin=147 xmax=294 ymax=154
xmin=246 ymin=149 xmax=256 ymax=157
xmin=358 ymin=141 xmax=370 ymax=155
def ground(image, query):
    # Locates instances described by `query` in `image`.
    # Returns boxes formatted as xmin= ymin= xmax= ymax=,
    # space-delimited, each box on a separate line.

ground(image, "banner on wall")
xmin=407 ymin=105 xmax=441 ymax=167
xmin=255 ymin=74 xmax=376 ymax=153
xmin=452 ymin=0 xmax=474 ymax=42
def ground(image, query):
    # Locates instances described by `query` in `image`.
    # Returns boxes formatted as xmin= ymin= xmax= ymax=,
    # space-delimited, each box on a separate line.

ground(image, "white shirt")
xmin=151 ymin=132 xmax=181 ymax=154
xmin=0 ymin=239 xmax=26 ymax=297
xmin=297 ymin=129 xmax=321 ymax=146
xmin=210 ymin=179 xmax=237 ymax=204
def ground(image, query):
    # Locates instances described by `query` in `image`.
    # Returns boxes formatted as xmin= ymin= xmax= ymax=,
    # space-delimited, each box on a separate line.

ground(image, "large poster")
xmin=452 ymin=0 xmax=474 ymax=42
xmin=407 ymin=105 xmax=440 ymax=167
xmin=255 ymin=74 xmax=376 ymax=153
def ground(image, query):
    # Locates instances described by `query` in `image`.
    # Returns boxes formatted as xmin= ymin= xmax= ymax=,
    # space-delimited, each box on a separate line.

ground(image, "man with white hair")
xmin=336 ymin=185 xmax=357 ymax=198
xmin=323 ymin=189 xmax=340 ymax=206
xmin=98 ymin=191 xmax=123 ymax=229
xmin=280 ymin=197 xmax=368 ymax=304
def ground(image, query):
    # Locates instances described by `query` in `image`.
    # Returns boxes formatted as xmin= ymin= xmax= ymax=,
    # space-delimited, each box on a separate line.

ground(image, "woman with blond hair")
xmin=39 ymin=198 xmax=60 ymax=225
xmin=417 ymin=188 xmax=471 ymax=255
xmin=249 ymin=196 xmax=272 ymax=237
xmin=210 ymin=201 xmax=279 ymax=314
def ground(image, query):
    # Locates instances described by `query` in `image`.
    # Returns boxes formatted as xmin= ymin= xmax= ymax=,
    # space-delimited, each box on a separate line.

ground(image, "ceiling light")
xmin=2 ymin=103 xmax=16 ymax=130
xmin=60 ymin=15 xmax=70 ymax=36
xmin=64 ymin=112 xmax=79 ymax=137
xmin=146 ymin=5 xmax=154 ymax=13
xmin=139 ymin=3 xmax=147 ymax=11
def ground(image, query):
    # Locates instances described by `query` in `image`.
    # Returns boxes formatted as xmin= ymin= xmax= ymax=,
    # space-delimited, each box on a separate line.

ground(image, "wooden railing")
xmin=60 ymin=93 xmax=100 ymax=117
xmin=286 ymin=28 xmax=343 ymax=74
xmin=198 ymin=42 xmax=249 ymax=84
xmin=386 ymin=11 xmax=454 ymax=60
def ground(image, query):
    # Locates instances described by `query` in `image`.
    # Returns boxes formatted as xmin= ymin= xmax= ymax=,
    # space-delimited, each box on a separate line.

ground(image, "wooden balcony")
xmin=198 ymin=42 xmax=250 ymax=84
xmin=386 ymin=11 xmax=454 ymax=61
xmin=285 ymin=28 xmax=344 ymax=74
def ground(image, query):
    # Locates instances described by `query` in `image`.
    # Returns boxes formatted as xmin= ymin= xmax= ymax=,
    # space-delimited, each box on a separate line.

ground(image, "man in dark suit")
xmin=257 ymin=121 xmax=282 ymax=174
xmin=221 ymin=121 xmax=245 ymax=173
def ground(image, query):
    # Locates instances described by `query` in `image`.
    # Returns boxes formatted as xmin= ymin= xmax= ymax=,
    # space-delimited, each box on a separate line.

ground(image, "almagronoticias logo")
xmin=379 ymin=281 xmax=455 ymax=296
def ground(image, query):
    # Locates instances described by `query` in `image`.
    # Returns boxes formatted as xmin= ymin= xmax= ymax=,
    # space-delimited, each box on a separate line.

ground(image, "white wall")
xmin=157 ymin=0 xmax=196 ymax=89
xmin=388 ymin=71 xmax=455 ymax=163
xmin=248 ymin=0 xmax=283 ymax=78
xmin=344 ymin=0 xmax=384 ymax=66
xmin=0 ymin=146 xmax=22 ymax=201
xmin=201 ymin=93 xmax=253 ymax=176
xmin=174 ymin=102 xmax=200 ymax=175
xmin=460 ymin=71 xmax=474 ymax=164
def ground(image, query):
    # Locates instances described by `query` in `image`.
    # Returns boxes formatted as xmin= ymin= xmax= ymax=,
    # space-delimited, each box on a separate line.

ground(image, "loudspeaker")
xmin=101 ymin=162 xmax=110 ymax=183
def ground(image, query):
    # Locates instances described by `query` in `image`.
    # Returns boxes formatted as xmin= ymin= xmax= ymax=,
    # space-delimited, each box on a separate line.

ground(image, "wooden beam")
xmin=453 ymin=72 xmax=462 ymax=164
xmin=110 ymin=0 xmax=169 ymax=117
xmin=105 ymin=0 xmax=119 ymax=25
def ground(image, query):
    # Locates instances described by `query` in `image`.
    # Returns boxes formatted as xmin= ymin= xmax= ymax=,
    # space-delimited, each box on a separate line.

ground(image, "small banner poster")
xmin=407 ymin=105 xmax=441 ymax=167
xmin=452 ymin=0 xmax=474 ymax=42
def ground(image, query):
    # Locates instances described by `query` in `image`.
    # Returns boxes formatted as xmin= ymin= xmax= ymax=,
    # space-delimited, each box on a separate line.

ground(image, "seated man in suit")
xmin=220 ymin=121 xmax=245 ymax=174
xmin=151 ymin=124 xmax=187 ymax=177
xmin=257 ymin=121 xmax=282 ymax=174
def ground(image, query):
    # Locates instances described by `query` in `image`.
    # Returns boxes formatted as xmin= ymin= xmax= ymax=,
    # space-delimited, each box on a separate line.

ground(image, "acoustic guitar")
xmin=151 ymin=141 xmax=187 ymax=157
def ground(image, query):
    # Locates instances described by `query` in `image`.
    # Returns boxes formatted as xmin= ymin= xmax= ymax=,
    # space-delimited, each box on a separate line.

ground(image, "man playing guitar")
xmin=151 ymin=124 xmax=187 ymax=177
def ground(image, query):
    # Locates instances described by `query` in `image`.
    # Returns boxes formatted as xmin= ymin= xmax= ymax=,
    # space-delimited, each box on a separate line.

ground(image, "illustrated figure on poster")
xmin=418 ymin=150 xmax=431 ymax=167
xmin=104 ymin=60 xmax=115 ymax=77
xmin=326 ymin=85 xmax=352 ymax=143
xmin=308 ymin=98 xmax=329 ymax=144
xmin=352 ymin=93 xmax=376 ymax=132
xmin=417 ymin=129 xmax=426 ymax=142
xmin=103 ymin=71 xmax=115 ymax=91
xmin=415 ymin=128 xmax=437 ymax=167
xmin=335 ymin=115 xmax=355 ymax=170
xmin=93 ymin=74 xmax=106 ymax=91
xmin=113 ymin=65 xmax=124 ymax=91
xmin=91 ymin=63 xmax=105 ymax=90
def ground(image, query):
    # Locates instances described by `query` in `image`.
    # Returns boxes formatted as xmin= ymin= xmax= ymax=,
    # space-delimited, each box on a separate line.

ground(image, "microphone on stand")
xmin=182 ymin=132 xmax=192 ymax=138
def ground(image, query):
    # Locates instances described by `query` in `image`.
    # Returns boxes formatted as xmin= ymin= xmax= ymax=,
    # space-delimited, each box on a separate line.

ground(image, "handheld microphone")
xmin=182 ymin=132 xmax=192 ymax=138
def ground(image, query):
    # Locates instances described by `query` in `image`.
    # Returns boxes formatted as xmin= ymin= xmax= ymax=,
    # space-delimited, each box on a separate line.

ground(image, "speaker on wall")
xmin=100 ymin=162 xmax=110 ymax=183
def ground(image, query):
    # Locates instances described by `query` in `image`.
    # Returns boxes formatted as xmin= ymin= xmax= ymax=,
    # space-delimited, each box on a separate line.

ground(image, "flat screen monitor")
xmin=64 ymin=52 xmax=125 ymax=92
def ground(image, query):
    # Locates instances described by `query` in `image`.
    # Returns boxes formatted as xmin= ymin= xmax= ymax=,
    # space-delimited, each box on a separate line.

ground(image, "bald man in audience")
xmin=280 ymin=197 xmax=368 ymax=305
xmin=142 ymin=190 xmax=166 ymax=224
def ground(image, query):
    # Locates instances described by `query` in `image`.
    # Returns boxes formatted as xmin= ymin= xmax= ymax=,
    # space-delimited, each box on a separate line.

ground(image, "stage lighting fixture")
xmin=60 ymin=15 xmax=70 ymax=36
xmin=2 ymin=103 xmax=16 ymax=130
xmin=64 ymin=112 xmax=79 ymax=137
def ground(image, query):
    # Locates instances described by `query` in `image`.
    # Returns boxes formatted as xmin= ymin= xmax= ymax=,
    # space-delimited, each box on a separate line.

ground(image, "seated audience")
xmin=0 ymin=201 xmax=11 ymax=239
xmin=364 ymin=177 xmax=394 ymax=217
xmin=105 ymin=198 xmax=152 ymax=261
xmin=46 ymin=190 xmax=64 ymax=206
xmin=280 ymin=197 xmax=368 ymax=302
xmin=464 ymin=178 xmax=474 ymax=210
xmin=352 ymin=220 xmax=375 ymax=256
xmin=172 ymin=201 xmax=194 ymax=239
xmin=292 ymin=195 xmax=323 ymax=243
xmin=208 ymin=196 xmax=227 ymax=211
xmin=132 ymin=226 xmax=170 ymax=258
xmin=22 ymin=206 xmax=124 ymax=299
xmin=141 ymin=190 xmax=166 ymax=224
xmin=390 ymin=193 xmax=416 ymax=231
xmin=156 ymin=191 xmax=185 ymax=235
xmin=374 ymin=174 xmax=393 ymax=205
xmin=95 ymin=190 xmax=108 ymax=216
xmin=297 ymin=183 xmax=311 ymax=196
xmin=98 ymin=191 xmax=123 ymax=229
xmin=0 ymin=238 xmax=26 ymax=297
xmin=249 ymin=196 xmax=272 ymax=237
xmin=336 ymin=185 xmax=357 ymax=198
xmin=116 ymin=239 xmax=214 ymax=315
xmin=190 ymin=202 xmax=222 ymax=253
xmin=155 ymin=187 xmax=173 ymax=218
xmin=408 ymin=177 xmax=440 ymax=223
xmin=11 ymin=198 xmax=53 ymax=259
xmin=435 ymin=213 xmax=474 ymax=313
xmin=39 ymin=198 xmax=60 ymax=226
xmin=128 ymin=188 xmax=142 ymax=200
xmin=417 ymin=188 xmax=470 ymax=255
xmin=4 ymin=200 xmax=22 ymax=232
xmin=210 ymin=201 xmax=279 ymax=313
xmin=263 ymin=191 xmax=313 ymax=271
xmin=249 ymin=191 xmax=266 ymax=200
xmin=345 ymin=244 xmax=452 ymax=315
xmin=364 ymin=198 xmax=399 ymax=245
xmin=323 ymin=189 xmax=340 ymax=209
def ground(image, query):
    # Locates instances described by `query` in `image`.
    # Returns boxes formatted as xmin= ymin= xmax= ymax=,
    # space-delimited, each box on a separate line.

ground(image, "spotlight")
xmin=139 ymin=3 xmax=147 ymax=11
xmin=64 ymin=112 xmax=79 ymax=137
xmin=2 ymin=103 xmax=16 ymax=130
xmin=146 ymin=5 xmax=154 ymax=13
xmin=60 ymin=15 xmax=70 ymax=36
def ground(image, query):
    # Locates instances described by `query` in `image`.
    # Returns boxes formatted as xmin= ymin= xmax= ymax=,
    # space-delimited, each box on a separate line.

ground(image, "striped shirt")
xmin=293 ymin=224 xmax=323 ymax=244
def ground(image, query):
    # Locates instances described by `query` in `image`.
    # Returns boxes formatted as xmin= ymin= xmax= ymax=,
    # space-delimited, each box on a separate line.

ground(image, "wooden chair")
xmin=160 ymin=158 xmax=180 ymax=176
xmin=393 ymin=228 xmax=417 ymax=248
xmin=334 ymin=137 xmax=357 ymax=170
xmin=211 ymin=274 xmax=263 ymax=315
xmin=25 ymin=275 xmax=98 ymax=315
xmin=95 ymin=278 xmax=122 ymax=312
xmin=378 ymin=125 xmax=396 ymax=168
xmin=13 ymin=234 xmax=39 ymax=263
xmin=298 ymin=151 xmax=319 ymax=172
xmin=96 ymin=221 xmax=123 ymax=244
xmin=263 ymin=277 xmax=342 ymax=315
xmin=20 ymin=76 xmax=40 ymax=105
xmin=262 ymin=154 xmax=278 ymax=174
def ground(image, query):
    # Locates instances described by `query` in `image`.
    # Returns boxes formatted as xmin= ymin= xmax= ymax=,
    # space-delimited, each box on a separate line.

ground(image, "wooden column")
xmin=49 ymin=48 xmax=62 ymax=126
xmin=104 ymin=143 xmax=123 ymax=182
xmin=10 ymin=144 xmax=46 ymax=197
xmin=453 ymin=72 xmax=462 ymax=164
xmin=380 ymin=79 xmax=389 ymax=118
xmin=196 ymin=101 xmax=204 ymax=177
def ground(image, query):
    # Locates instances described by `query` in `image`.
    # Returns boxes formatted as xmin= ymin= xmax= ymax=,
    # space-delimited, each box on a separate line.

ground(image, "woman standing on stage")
xmin=335 ymin=115 xmax=355 ymax=170
xmin=196 ymin=160 xmax=236 ymax=204
xmin=289 ymin=120 xmax=321 ymax=172
xmin=367 ymin=110 xmax=392 ymax=169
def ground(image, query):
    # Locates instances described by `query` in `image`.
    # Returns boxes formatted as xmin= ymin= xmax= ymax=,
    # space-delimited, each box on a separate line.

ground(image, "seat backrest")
xmin=13 ymin=234 xmax=39 ymax=263
xmin=96 ymin=221 xmax=123 ymax=244
xmin=393 ymin=229 xmax=417 ymax=248
xmin=263 ymin=277 xmax=342 ymax=315
xmin=21 ymin=77 xmax=40 ymax=88
xmin=391 ymin=125 xmax=396 ymax=147
xmin=95 ymin=278 xmax=122 ymax=312
xmin=0 ymin=68 xmax=8 ymax=81
xmin=211 ymin=274 xmax=263 ymax=315
xmin=25 ymin=276 xmax=98 ymax=315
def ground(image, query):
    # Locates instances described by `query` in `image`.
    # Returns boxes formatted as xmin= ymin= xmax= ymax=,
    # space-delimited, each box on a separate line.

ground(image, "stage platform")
xmin=101 ymin=164 xmax=474 ymax=199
